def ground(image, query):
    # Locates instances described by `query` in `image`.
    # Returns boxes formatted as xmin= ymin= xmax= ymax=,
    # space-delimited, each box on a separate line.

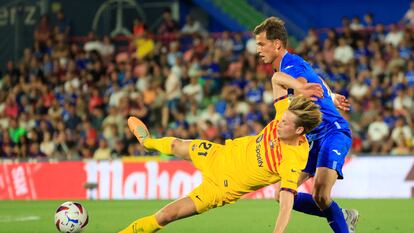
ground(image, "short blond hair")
xmin=288 ymin=96 xmax=322 ymax=135
xmin=253 ymin=16 xmax=288 ymax=48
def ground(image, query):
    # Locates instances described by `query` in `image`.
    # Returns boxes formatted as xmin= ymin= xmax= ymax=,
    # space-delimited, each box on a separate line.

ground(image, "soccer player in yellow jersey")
xmin=118 ymin=77 xmax=323 ymax=233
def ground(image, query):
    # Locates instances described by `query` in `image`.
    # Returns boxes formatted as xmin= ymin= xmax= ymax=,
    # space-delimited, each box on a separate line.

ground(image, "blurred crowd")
xmin=1 ymin=6 xmax=414 ymax=161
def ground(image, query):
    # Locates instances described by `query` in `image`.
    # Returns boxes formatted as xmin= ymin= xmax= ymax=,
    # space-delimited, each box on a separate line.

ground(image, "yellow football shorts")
xmin=187 ymin=139 xmax=240 ymax=213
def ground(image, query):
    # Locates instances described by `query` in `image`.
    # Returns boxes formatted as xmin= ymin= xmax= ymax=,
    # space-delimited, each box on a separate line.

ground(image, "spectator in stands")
xmin=158 ymin=8 xmax=179 ymax=34
xmin=29 ymin=143 xmax=46 ymax=158
xmin=398 ymin=36 xmax=412 ymax=59
xmin=402 ymin=0 xmax=414 ymax=25
xmin=350 ymin=16 xmax=364 ymax=31
xmin=34 ymin=14 xmax=51 ymax=44
xmin=349 ymin=71 xmax=369 ymax=100
xmin=112 ymin=139 xmax=127 ymax=158
xmin=181 ymin=15 xmax=205 ymax=35
xmin=93 ymin=139 xmax=112 ymax=160
xmin=322 ymin=39 xmax=335 ymax=64
xmin=215 ymin=31 xmax=234 ymax=52
xmin=132 ymin=17 xmax=146 ymax=38
xmin=100 ymin=36 xmax=115 ymax=60
xmin=393 ymin=88 xmax=413 ymax=115
xmin=232 ymin=33 xmax=245 ymax=55
xmin=405 ymin=60 xmax=414 ymax=87
xmin=334 ymin=37 xmax=354 ymax=64
xmin=370 ymin=23 xmax=386 ymax=42
xmin=341 ymin=16 xmax=351 ymax=28
xmin=40 ymin=131 xmax=56 ymax=157
xmin=199 ymin=104 xmax=223 ymax=127
xmin=298 ymin=28 xmax=318 ymax=53
xmin=367 ymin=115 xmax=390 ymax=153
xmin=163 ymin=66 xmax=182 ymax=127
xmin=183 ymin=76 xmax=203 ymax=103
xmin=391 ymin=117 xmax=413 ymax=147
xmin=84 ymin=31 xmax=103 ymax=54
xmin=363 ymin=12 xmax=375 ymax=28
xmin=385 ymin=24 xmax=403 ymax=47
xmin=387 ymin=48 xmax=405 ymax=73
xmin=391 ymin=137 xmax=411 ymax=155
xmin=185 ymin=102 xmax=200 ymax=125
xmin=55 ymin=10 xmax=71 ymax=36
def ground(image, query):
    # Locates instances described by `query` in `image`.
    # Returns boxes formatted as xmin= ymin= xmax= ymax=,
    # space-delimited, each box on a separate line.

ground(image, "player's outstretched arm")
xmin=273 ymin=190 xmax=294 ymax=233
xmin=271 ymin=72 xmax=323 ymax=100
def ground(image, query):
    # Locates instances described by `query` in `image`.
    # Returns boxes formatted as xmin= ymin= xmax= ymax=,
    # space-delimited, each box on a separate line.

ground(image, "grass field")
xmin=1 ymin=199 xmax=413 ymax=233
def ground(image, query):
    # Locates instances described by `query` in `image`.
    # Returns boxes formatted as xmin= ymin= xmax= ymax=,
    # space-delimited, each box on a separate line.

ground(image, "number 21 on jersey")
xmin=198 ymin=142 xmax=212 ymax=156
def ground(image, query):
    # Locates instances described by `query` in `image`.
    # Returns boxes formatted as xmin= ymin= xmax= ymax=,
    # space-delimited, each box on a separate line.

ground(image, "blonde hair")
xmin=253 ymin=16 xmax=288 ymax=47
xmin=288 ymin=96 xmax=322 ymax=135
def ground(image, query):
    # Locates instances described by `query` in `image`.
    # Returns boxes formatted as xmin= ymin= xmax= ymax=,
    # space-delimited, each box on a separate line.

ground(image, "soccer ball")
xmin=54 ymin=202 xmax=89 ymax=233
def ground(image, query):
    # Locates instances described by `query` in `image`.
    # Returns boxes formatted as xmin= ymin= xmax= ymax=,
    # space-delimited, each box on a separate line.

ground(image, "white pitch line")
xmin=0 ymin=215 xmax=41 ymax=222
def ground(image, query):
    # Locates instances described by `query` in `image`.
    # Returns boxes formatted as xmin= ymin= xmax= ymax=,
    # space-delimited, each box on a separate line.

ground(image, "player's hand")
xmin=298 ymin=83 xmax=323 ymax=101
xmin=333 ymin=93 xmax=351 ymax=111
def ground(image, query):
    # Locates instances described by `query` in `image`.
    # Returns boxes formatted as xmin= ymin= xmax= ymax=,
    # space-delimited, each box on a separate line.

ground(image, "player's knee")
xmin=274 ymin=188 xmax=282 ymax=203
xmin=171 ymin=139 xmax=191 ymax=160
xmin=171 ymin=139 xmax=180 ymax=154
xmin=156 ymin=209 xmax=179 ymax=225
xmin=312 ymin=192 xmax=330 ymax=208
xmin=274 ymin=192 xmax=280 ymax=203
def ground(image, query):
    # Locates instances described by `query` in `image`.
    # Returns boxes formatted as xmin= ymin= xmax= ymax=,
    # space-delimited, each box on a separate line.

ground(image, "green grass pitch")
xmin=1 ymin=199 xmax=413 ymax=233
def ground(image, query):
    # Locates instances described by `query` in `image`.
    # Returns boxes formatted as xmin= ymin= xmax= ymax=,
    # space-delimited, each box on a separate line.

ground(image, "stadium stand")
xmin=0 ymin=5 xmax=413 ymax=161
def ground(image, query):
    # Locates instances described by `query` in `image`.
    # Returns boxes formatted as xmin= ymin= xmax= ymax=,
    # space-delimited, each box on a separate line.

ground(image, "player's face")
xmin=255 ymin=32 xmax=281 ymax=64
xmin=277 ymin=110 xmax=303 ymax=140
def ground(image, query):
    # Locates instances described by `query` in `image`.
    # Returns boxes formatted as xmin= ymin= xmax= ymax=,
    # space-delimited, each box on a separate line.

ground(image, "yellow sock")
xmin=118 ymin=215 xmax=163 ymax=233
xmin=143 ymin=137 xmax=176 ymax=155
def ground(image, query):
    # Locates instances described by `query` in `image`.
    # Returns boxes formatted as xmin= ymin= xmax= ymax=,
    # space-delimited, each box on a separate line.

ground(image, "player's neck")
xmin=280 ymin=137 xmax=300 ymax=146
xmin=272 ymin=49 xmax=288 ymax=71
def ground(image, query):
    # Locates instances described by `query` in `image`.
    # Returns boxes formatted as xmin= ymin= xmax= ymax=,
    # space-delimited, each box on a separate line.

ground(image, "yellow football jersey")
xmin=220 ymin=97 xmax=309 ymax=194
xmin=188 ymin=96 xmax=309 ymax=213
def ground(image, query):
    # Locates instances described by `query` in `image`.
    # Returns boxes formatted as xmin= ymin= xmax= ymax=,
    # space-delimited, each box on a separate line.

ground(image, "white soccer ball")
xmin=54 ymin=202 xmax=89 ymax=233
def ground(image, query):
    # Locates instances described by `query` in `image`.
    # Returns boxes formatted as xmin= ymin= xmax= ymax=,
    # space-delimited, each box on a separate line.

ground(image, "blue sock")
xmin=293 ymin=192 xmax=325 ymax=217
xmin=322 ymin=201 xmax=349 ymax=233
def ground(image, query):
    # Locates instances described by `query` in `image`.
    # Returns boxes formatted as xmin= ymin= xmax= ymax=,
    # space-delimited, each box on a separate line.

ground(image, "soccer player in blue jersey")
xmin=254 ymin=17 xmax=359 ymax=233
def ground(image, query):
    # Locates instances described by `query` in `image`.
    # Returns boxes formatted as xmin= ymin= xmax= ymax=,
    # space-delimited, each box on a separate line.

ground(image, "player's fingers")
xmin=311 ymin=90 xmax=323 ymax=98
xmin=340 ymin=104 xmax=351 ymax=111
xmin=310 ymin=97 xmax=317 ymax=101
xmin=309 ymin=87 xmax=323 ymax=97
xmin=306 ymin=83 xmax=323 ymax=91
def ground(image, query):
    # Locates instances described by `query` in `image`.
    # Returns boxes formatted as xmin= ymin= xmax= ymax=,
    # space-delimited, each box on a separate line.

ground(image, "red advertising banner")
xmin=0 ymin=161 xmax=87 ymax=200
xmin=2 ymin=157 xmax=412 ymax=200
xmin=0 ymin=160 xmax=312 ymax=200
xmin=0 ymin=160 xmax=203 ymax=200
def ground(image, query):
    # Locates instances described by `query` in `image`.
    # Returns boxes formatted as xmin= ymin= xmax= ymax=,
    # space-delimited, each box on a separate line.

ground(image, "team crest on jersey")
xmin=256 ymin=134 xmax=264 ymax=143
xmin=269 ymin=140 xmax=275 ymax=149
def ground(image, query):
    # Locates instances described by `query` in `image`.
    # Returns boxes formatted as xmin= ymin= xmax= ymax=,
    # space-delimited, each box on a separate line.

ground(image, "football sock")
xmin=118 ymin=215 xmax=163 ymax=233
xmin=322 ymin=201 xmax=349 ymax=233
xmin=293 ymin=192 xmax=325 ymax=217
xmin=143 ymin=137 xmax=176 ymax=155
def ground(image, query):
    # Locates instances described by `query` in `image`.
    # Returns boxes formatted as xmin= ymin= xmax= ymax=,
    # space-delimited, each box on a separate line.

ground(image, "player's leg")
xmin=311 ymin=130 xmax=353 ymax=233
xmin=118 ymin=197 xmax=198 ymax=233
xmin=313 ymin=167 xmax=348 ymax=233
xmin=155 ymin=197 xmax=197 ymax=225
xmin=127 ymin=116 xmax=192 ymax=160
xmin=291 ymin=172 xmax=327 ymax=218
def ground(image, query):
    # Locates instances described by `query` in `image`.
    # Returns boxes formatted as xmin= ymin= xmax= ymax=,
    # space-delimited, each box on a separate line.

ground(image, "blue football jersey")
xmin=278 ymin=52 xmax=350 ymax=141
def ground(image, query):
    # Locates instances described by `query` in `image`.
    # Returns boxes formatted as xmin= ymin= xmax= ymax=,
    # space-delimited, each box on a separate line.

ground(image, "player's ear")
xmin=274 ymin=40 xmax=282 ymax=51
xmin=295 ymin=126 xmax=304 ymax=135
